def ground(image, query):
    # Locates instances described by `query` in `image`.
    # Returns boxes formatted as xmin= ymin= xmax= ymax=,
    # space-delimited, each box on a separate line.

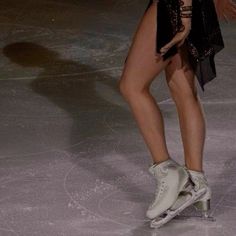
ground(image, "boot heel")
xmin=193 ymin=198 xmax=211 ymax=212
xmin=193 ymin=199 xmax=215 ymax=220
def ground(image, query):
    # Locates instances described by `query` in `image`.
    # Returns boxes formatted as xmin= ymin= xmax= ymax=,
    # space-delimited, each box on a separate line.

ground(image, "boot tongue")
xmin=149 ymin=162 xmax=169 ymax=177
xmin=158 ymin=166 xmax=168 ymax=177
xmin=150 ymin=158 xmax=173 ymax=169
xmin=188 ymin=169 xmax=205 ymax=176
xmin=188 ymin=170 xmax=207 ymax=191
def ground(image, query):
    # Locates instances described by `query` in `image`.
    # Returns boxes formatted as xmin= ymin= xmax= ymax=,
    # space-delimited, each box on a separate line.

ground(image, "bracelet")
xmin=180 ymin=6 xmax=192 ymax=11
xmin=180 ymin=13 xmax=192 ymax=18
xmin=180 ymin=2 xmax=192 ymax=18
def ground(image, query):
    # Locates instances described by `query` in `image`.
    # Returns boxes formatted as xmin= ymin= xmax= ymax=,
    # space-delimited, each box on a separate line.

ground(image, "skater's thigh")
xmin=120 ymin=2 xmax=170 ymax=91
xmin=164 ymin=44 xmax=197 ymax=97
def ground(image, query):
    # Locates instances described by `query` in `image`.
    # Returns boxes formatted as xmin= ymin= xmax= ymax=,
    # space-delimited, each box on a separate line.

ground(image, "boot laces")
xmin=149 ymin=164 xmax=169 ymax=208
xmin=150 ymin=179 xmax=167 ymax=208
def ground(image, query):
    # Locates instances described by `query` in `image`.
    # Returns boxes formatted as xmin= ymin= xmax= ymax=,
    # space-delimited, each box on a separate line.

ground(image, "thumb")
xmin=160 ymin=38 xmax=178 ymax=54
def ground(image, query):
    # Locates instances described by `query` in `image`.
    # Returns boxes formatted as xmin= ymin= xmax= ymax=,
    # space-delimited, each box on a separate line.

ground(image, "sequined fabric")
xmin=145 ymin=0 xmax=224 ymax=91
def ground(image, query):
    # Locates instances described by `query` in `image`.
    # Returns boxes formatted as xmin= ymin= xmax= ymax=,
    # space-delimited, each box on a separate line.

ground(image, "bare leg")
xmin=118 ymin=2 xmax=171 ymax=164
xmin=164 ymin=45 xmax=206 ymax=171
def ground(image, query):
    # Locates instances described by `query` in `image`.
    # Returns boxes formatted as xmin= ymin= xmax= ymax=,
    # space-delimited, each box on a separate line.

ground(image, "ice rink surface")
xmin=0 ymin=0 xmax=236 ymax=235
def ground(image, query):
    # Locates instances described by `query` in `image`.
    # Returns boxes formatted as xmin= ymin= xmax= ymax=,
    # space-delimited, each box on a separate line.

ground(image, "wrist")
xmin=179 ymin=0 xmax=192 ymax=30
xmin=181 ymin=17 xmax=191 ymax=25
xmin=179 ymin=0 xmax=193 ymax=18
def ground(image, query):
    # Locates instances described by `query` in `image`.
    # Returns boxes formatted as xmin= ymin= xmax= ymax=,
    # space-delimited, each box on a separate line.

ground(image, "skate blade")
xmin=150 ymin=210 xmax=173 ymax=229
xmin=175 ymin=214 xmax=216 ymax=222
xmin=150 ymin=188 xmax=207 ymax=228
xmin=201 ymin=214 xmax=216 ymax=222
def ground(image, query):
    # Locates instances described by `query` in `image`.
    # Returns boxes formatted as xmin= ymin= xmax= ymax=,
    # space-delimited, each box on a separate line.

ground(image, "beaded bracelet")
xmin=180 ymin=12 xmax=192 ymax=18
xmin=179 ymin=0 xmax=192 ymax=18
xmin=180 ymin=6 xmax=193 ymax=11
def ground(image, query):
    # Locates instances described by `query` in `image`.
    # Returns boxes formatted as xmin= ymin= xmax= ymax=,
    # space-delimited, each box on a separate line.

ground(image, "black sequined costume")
xmin=143 ymin=0 xmax=225 ymax=91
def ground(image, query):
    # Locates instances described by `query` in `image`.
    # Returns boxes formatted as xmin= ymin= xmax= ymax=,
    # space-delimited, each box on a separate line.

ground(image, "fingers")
xmin=160 ymin=38 xmax=179 ymax=56
xmin=216 ymin=0 xmax=236 ymax=20
xmin=230 ymin=7 xmax=236 ymax=19
xmin=160 ymin=35 xmax=187 ymax=56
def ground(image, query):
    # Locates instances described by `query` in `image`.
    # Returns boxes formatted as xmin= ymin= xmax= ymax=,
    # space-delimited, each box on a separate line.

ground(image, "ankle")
xmin=185 ymin=164 xmax=203 ymax=173
xmin=152 ymin=156 xmax=171 ymax=165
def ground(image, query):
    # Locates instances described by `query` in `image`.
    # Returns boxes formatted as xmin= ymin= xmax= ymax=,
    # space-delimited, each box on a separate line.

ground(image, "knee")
xmin=118 ymin=79 xmax=135 ymax=100
xmin=118 ymin=77 xmax=148 ymax=100
xmin=168 ymin=79 xmax=198 ymax=104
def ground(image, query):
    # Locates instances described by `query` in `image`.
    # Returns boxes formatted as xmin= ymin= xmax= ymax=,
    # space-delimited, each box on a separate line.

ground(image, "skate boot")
xmin=146 ymin=158 xmax=189 ymax=220
xmin=167 ymin=167 xmax=215 ymax=221
xmin=150 ymin=167 xmax=209 ymax=228
xmin=188 ymin=169 xmax=214 ymax=220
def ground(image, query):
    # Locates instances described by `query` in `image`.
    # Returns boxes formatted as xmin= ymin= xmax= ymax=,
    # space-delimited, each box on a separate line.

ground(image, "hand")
xmin=160 ymin=18 xmax=191 ymax=56
xmin=214 ymin=0 xmax=236 ymax=22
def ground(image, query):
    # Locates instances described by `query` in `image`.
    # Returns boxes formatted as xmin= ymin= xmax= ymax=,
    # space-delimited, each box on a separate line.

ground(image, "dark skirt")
xmin=144 ymin=0 xmax=225 ymax=91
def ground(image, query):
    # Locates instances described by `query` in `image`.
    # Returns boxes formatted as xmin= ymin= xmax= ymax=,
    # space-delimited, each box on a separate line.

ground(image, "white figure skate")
xmin=187 ymin=169 xmax=214 ymax=220
xmin=146 ymin=158 xmax=189 ymax=220
xmin=150 ymin=167 xmax=214 ymax=228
